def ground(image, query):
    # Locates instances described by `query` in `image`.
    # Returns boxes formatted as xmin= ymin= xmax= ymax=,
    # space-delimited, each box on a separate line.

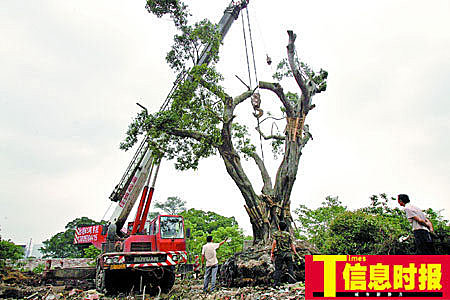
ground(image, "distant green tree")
xmin=40 ymin=217 xmax=105 ymax=258
xmin=294 ymin=194 xmax=449 ymax=255
xmin=181 ymin=208 xmax=238 ymax=233
xmin=154 ymin=196 xmax=187 ymax=215
xmin=148 ymin=196 xmax=187 ymax=220
xmin=0 ymin=237 xmax=24 ymax=273
xmin=181 ymin=209 xmax=244 ymax=263
xmin=213 ymin=226 xmax=246 ymax=262
xmin=294 ymin=196 xmax=346 ymax=245
xmin=0 ymin=240 xmax=24 ymax=261
xmin=322 ymin=210 xmax=407 ymax=254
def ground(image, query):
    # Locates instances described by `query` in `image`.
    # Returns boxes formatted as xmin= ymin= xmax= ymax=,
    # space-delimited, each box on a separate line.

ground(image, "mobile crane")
xmin=74 ymin=1 xmax=249 ymax=294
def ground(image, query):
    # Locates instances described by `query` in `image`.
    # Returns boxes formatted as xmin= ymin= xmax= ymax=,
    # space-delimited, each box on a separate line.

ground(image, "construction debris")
xmin=167 ymin=280 xmax=305 ymax=300
xmin=0 ymin=267 xmax=306 ymax=299
xmin=220 ymin=241 xmax=318 ymax=287
xmin=0 ymin=266 xmax=42 ymax=286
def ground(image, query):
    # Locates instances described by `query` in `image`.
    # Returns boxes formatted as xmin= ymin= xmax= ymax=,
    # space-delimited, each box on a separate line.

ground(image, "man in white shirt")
xmin=201 ymin=235 xmax=227 ymax=293
xmin=397 ymin=194 xmax=435 ymax=254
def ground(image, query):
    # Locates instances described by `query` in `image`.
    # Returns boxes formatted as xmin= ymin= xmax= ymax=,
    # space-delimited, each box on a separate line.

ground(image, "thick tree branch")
xmin=286 ymin=30 xmax=309 ymax=104
xmin=299 ymin=124 xmax=313 ymax=147
xmin=219 ymin=89 xmax=265 ymax=216
xmin=232 ymin=90 xmax=254 ymax=107
xmin=249 ymin=152 xmax=273 ymax=194
xmin=198 ymin=78 xmax=231 ymax=100
xmin=255 ymin=126 xmax=285 ymax=141
xmin=258 ymin=81 xmax=294 ymax=116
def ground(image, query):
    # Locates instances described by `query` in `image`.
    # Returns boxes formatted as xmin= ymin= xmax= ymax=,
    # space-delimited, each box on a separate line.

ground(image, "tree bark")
xmin=216 ymin=31 xmax=315 ymax=245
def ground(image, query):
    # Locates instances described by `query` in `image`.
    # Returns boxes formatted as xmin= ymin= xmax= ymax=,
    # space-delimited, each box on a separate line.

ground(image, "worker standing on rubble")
xmin=271 ymin=221 xmax=298 ymax=286
xmin=201 ymin=235 xmax=228 ymax=293
xmin=397 ymin=194 xmax=435 ymax=254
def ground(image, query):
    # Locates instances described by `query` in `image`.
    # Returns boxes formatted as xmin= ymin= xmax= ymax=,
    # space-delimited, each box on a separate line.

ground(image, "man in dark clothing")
xmin=271 ymin=221 xmax=298 ymax=286
xmin=397 ymin=194 xmax=435 ymax=255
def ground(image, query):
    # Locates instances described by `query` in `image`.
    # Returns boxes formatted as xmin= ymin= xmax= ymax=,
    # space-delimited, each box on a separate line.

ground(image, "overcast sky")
xmin=1 ymin=0 xmax=449 ymax=245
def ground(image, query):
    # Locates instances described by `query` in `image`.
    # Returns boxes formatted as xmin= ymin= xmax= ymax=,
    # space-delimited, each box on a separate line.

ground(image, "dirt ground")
xmin=0 ymin=268 xmax=305 ymax=300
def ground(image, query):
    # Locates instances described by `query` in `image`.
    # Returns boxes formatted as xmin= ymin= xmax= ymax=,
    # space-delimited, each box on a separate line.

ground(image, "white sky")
xmin=1 ymin=0 xmax=449 ymax=245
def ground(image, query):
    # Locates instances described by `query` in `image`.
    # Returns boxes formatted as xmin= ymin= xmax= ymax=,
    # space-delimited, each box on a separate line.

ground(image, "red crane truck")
xmin=94 ymin=215 xmax=188 ymax=293
xmin=74 ymin=0 xmax=249 ymax=294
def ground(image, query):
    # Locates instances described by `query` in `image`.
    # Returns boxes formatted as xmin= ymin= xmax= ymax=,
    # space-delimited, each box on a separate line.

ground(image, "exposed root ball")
xmin=220 ymin=240 xmax=318 ymax=287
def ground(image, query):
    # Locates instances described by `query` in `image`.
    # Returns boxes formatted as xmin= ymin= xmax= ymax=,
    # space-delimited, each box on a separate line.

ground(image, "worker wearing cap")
xmin=397 ymin=194 xmax=435 ymax=254
xmin=271 ymin=221 xmax=298 ymax=286
xmin=201 ymin=235 xmax=227 ymax=293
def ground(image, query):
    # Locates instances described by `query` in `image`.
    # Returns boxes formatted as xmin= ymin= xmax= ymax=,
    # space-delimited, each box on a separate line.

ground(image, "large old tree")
xmin=121 ymin=0 xmax=327 ymax=245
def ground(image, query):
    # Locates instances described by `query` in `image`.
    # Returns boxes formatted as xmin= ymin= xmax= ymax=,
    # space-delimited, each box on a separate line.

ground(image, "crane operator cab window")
xmin=160 ymin=216 xmax=184 ymax=239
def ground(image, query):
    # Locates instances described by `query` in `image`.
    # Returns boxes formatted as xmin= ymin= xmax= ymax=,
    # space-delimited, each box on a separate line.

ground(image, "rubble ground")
xmin=0 ymin=268 xmax=305 ymax=300
xmin=165 ymin=278 xmax=305 ymax=300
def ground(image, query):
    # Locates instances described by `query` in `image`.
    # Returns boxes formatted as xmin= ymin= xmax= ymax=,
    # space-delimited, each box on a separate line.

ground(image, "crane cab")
xmin=123 ymin=215 xmax=186 ymax=253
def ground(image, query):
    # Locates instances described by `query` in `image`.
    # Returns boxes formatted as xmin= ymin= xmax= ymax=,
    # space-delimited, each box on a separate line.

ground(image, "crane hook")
xmin=266 ymin=54 xmax=272 ymax=65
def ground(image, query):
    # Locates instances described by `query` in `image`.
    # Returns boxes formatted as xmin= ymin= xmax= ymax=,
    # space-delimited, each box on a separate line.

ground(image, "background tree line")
xmin=0 ymin=227 xmax=25 ymax=272
xmin=32 ymin=194 xmax=449 ymax=259
xmin=38 ymin=196 xmax=249 ymax=263
xmin=295 ymin=194 xmax=449 ymax=255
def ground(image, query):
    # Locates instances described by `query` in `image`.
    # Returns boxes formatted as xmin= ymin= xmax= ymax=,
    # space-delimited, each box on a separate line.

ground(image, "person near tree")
xmin=271 ymin=221 xmax=298 ymax=286
xmin=201 ymin=235 xmax=228 ymax=293
xmin=397 ymin=194 xmax=435 ymax=254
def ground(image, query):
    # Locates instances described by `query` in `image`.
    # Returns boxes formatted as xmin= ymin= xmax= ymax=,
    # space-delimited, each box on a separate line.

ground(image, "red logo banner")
xmin=74 ymin=225 xmax=105 ymax=247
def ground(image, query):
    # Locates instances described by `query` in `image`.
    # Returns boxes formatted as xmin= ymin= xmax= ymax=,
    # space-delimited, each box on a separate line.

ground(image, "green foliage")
xmin=273 ymin=58 xmax=328 ymax=94
xmin=294 ymin=194 xmax=449 ymax=255
xmin=213 ymin=226 xmax=245 ymax=263
xmin=323 ymin=210 xmax=400 ymax=254
xmin=423 ymin=207 xmax=450 ymax=254
xmin=0 ymin=240 xmax=24 ymax=261
xmin=232 ymin=123 xmax=256 ymax=158
xmin=83 ymin=245 xmax=101 ymax=260
xmin=294 ymin=196 xmax=347 ymax=245
xmin=32 ymin=263 xmax=45 ymax=274
xmin=40 ymin=217 xmax=104 ymax=258
xmin=41 ymin=231 xmax=82 ymax=258
xmin=286 ymin=92 xmax=300 ymax=106
xmin=120 ymin=66 xmax=224 ymax=170
xmin=271 ymin=138 xmax=284 ymax=158
xmin=181 ymin=209 xmax=244 ymax=263
xmin=145 ymin=0 xmax=189 ymax=28
xmin=167 ymin=20 xmax=221 ymax=72
xmin=122 ymin=0 xmax=229 ymax=171
xmin=181 ymin=209 xmax=238 ymax=233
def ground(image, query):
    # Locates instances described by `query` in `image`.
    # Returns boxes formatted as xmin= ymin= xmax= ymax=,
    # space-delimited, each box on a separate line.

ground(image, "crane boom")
xmin=107 ymin=0 xmax=249 ymax=231
xmin=196 ymin=0 xmax=248 ymax=66
xmin=108 ymin=150 xmax=154 ymax=230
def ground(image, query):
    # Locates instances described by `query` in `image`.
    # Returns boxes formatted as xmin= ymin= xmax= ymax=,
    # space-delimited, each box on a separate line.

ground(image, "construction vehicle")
xmin=73 ymin=0 xmax=249 ymax=294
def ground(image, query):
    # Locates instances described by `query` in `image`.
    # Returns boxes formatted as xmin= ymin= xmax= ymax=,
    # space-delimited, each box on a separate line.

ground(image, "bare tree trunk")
xmin=216 ymin=31 xmax=316 ymax=245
